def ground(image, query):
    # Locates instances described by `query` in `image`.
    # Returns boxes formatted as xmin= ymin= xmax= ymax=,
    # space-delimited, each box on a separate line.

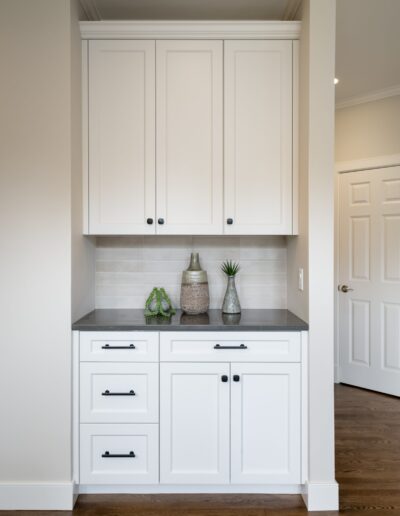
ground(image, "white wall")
xmin=95 ymin=236 xmax=287 ymax=310
xmin=335 ymin=95 xmax=400 ymax=162
xmin=288 ymin=0 xmax=338 ymax=510
xmin=0 ymin=0 xmax=93 ymax=509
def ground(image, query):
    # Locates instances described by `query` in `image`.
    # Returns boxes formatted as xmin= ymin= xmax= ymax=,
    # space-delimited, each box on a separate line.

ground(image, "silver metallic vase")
xmin=222 ymin=276 xmax=241 ymax=314
xmin=180 ymin=253 xmax=209 ymax=315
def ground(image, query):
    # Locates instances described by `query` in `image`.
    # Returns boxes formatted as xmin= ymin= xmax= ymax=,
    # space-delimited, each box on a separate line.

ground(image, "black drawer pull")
xmin=102 ymin=390 xmax=135 ymax=396
xmin=233 ymin=374 xmax=240 ymax=382
xmin=214 ymin=344 xmax=248 ymax=350
xmin=102 ymin=344 xmax=136 ymax=350
xmin=102 ymin=451 xmax=135 ymax=458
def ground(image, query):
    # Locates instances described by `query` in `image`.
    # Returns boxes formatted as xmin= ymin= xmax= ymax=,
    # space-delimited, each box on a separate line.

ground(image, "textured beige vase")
xmin=180 ymin=252 xmax=209 ymax=315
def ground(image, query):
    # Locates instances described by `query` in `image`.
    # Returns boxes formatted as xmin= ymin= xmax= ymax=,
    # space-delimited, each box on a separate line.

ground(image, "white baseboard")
xmin=0 ymin=482 xmax=76 ymax=510
xmin=79 ymin=484 xmax=302 ymax=495
xmin=301 ymin=481 xmax=339 ymax=511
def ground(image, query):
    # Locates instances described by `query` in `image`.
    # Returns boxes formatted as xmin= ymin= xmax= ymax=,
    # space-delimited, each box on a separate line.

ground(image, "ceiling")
xmin=335 ymin=0 xmax=400 ymax=102
xmin=80 ymin=0 xmax=297 ymax=21
xmin=80 ymin=0 xmax=400 ymax=105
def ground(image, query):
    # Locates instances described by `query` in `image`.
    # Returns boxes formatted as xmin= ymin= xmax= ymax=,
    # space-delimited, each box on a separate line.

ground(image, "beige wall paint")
xmin=335 ymin=95 xmax=400 ymax=162
xmin=0 ymin=0 xmax=94 ymax=485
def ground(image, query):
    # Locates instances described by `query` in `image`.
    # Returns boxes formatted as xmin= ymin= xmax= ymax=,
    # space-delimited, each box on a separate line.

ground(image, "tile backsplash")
xmin=96 ymin=236 xmax=287 ymax=310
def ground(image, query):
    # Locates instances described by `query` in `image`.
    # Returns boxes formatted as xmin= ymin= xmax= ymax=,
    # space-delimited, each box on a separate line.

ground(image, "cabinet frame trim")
xmin=80 ymin=21 xmax=301 ymax=40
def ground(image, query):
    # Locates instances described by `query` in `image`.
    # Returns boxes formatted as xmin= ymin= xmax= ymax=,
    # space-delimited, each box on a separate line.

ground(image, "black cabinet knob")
xmin=227 ymin=218 xmax=233 ymax=225
xmin=146 ymin=218 xmax=153 ymax=225
xmin=158 ymin=218 xmax=165 ymax=225
xmin=221 ymin=375 xmax=229 ymax=383
xmin=233 ymin=375 xmax=240 ymax=382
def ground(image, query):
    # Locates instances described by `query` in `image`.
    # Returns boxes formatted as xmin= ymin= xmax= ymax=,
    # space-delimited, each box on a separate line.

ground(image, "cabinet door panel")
xmin=88 ymin=40 xmax=155 ymax=234
xmin=156 ymin=41 xmax=223 ymax=234
xmin=231 ymin=363 xmax=301 ymax=484
xmin=224 ymin=40 xmax=293 ymax=235
xmin=160 ymin=362 xmax=229 ymax=483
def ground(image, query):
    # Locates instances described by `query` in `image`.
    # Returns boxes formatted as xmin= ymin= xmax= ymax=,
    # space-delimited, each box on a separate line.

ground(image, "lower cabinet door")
xmin=231 ymin=363 xmax=301 ymax=484
xmin=160 ymin=362 xmax=230 ymax=484
xmin=80 ymin=424 xmax=159 ymax=484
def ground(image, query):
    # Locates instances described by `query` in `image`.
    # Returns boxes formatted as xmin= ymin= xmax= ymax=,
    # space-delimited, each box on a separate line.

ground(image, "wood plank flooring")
xmin=3 ymin=384 xmax=400 ymax=515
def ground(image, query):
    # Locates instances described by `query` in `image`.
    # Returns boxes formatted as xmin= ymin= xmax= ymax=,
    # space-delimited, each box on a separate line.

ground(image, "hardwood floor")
xmin=3 ymin=384 xmax=400 ymax=515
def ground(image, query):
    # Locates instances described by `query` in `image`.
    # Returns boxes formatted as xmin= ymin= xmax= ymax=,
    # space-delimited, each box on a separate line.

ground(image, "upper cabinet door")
xmin=224 ymin=40 xmax=293 ymax=235
xmin=156 ymin=41 xmax=223 ymax=235
xmin=88 ymin=41 xmax=156 ymax=234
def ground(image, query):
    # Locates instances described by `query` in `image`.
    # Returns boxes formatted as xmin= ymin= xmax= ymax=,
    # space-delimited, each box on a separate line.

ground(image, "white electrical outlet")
xmin=298 ymin=268 xmax=304 ymax=291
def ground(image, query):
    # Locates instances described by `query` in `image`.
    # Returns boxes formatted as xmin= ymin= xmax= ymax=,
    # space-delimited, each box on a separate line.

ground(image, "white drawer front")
xmin=80 ymin=424 xmax=159 ymax=484
xmin=80 ymin=331 xmax=159 ymax=362
xmin=160 ymin=332 xmax=301 ymax=362
xmin=80 ymin=363 xmax=159 ymax=423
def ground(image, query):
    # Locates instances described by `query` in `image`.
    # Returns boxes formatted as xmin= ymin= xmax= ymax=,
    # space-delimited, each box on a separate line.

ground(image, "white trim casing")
xmin=301 ymin=331 xmax=308 ymax=484
xmin=0 ymin=483 xmax=75 ymax=511
xmin=82 ymin=41 xmax=89 ymax=234
xmin=336 ymin=153 xmax=400 ymax=174
xmin=302 ymin=481 xmax=339 ymax=511
xmin=72 ymin=331 xmax=80 ymax=485
xmin=336 ymin=84 xmax=400 ymax=110
xmin=79 ymin=21 xmax=301 ymax=40
xmin=292 ymin=40 xmax=299 ymax=235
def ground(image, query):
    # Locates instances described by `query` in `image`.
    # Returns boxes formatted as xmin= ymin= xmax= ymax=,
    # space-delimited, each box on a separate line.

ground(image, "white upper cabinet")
xmin=156 ymin=40 xmax=223 ymax=234
xmin=88 ymin=40 xmax=156 ymax=234
xmin=224 ymin=40 xmax=293 ymax=234
xmin=84 ymin=34 xmax=298 ymax=235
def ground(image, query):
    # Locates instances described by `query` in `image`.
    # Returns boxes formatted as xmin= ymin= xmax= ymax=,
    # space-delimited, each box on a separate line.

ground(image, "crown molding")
xmin=283 ymin=0 xmax=302 ymax=21
xmin=336 ymin=154 xmax=400 ymax=174
xmin=79 ymin=20 xmax=301 ymax=39
xmin=79 ymin=0 xmax=101 ymax=21
xmin=336 ymin=84 xmax=400 ymax=110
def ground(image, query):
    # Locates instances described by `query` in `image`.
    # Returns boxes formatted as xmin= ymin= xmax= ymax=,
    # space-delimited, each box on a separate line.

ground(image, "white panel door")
xmin=156 ymin=41 xmax=223 ymax=234
xmin=160 ymin=362 xmax=230 ymax=483
xmin=88 ymin=40 xmax=155 ymax=234
xmin=339 ymin=167 xmax=400 ymax=396
xmin=231 ymin=363 xmax=301 ymax=484
xmin=224 ymin=40 xmax=293 ymax=235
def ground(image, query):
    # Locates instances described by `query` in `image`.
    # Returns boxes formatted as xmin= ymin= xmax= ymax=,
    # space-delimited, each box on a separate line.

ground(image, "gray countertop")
xmin=72 ymin=309 xmax=308 ymax=332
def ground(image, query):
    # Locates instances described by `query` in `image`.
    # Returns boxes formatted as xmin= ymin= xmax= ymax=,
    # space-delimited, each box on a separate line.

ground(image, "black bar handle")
xmin=214 ymin=344 xmax=248 ymax=350
xmin=102 ymin=390 xmax=135 ymax=396
xmin=102 ymin=344 xmax=136 ymax=350
xmin=102 ymin=451 xmax=135 ymax=458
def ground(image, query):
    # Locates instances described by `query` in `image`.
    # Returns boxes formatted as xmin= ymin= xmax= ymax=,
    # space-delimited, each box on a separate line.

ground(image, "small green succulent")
xmin=221 ymin=260 xmax=240 ymax=277
xmin=144 ymin=287 xmax=176 ymax=317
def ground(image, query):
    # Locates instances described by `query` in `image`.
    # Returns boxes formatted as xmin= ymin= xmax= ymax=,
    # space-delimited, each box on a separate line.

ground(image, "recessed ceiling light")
xmin=334 ymin=78 xmax=339 ymax=85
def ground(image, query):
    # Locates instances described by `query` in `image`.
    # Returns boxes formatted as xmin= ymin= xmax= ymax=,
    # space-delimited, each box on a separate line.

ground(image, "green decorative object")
xmin=144 ymin=287 xmax=176 ymax=317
